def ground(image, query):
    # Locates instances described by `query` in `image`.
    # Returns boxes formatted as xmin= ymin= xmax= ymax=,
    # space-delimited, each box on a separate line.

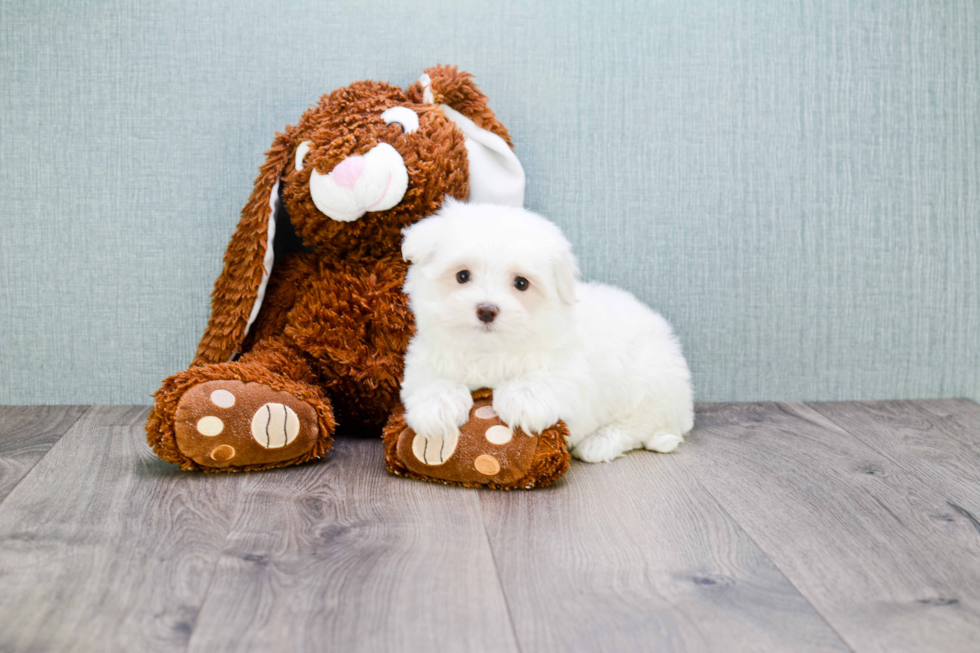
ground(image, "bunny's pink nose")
xmin=331 ymin=156 xmax=364 ymax=189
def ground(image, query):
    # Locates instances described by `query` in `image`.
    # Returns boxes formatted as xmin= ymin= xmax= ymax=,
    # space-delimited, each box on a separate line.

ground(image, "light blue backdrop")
xmin=1 ymin=0 xmax=978 ymax=405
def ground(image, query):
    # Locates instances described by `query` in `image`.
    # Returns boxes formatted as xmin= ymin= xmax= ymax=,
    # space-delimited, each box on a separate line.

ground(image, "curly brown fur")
xmin=192 ymin=131 xmax=295 ymax=367
xmin=148 ymin=66 xmax=519 ymax=473
xmin=406 ymin=65 xmax=513 ymax=147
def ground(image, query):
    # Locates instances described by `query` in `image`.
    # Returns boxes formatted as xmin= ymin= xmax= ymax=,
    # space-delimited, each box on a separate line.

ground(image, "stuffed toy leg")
xmin=383 ymin=389 xmax=570 ymax=490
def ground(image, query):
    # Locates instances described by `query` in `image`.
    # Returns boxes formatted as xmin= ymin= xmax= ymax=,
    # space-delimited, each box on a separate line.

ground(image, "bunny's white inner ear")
xmin=419 ymin=73 xmax=434 ymax=104
xmin=238 ymin=179 xmax=278 ymax=353
xmin=438 ymin=104 xmax=525 ymax=207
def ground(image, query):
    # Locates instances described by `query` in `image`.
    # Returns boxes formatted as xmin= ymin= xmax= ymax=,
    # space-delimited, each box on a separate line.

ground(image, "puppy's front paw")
xmin=403 ymin=384 xmax=473 ymax=465
xmin=493 ymin=380 xmax=561 ymax=436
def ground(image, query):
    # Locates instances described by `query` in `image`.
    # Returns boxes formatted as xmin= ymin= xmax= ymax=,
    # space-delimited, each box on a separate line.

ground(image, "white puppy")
xmin=399 ymin=200 xmax=694 ymax=463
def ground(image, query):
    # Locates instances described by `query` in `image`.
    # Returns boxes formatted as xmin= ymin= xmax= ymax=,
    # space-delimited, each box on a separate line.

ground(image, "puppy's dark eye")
xmin=514 ymin=276 xmax=529 ymax=291
xmin=389 ymin=122 xmax=406 ymax=134
xmin=456 ymin=270 xmax=471 ymax=284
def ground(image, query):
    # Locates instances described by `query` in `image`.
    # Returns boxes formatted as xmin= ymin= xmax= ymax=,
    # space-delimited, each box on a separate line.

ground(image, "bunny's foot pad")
xmin=174 ymin=381 xmax=321 ymax=469
xmin=382 ymin=389 xmax=571 ymax=490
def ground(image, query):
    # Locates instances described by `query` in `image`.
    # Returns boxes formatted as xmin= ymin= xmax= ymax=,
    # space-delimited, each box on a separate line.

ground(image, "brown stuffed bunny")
xmin=146 ymin=66 xmax=568 ymax=484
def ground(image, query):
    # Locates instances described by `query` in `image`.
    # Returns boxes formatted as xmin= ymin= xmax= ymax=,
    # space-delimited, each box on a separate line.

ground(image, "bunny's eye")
xmin=381 ymin=106 xmax=420 ymax=134
xmin=295 ymin=141 xmax=312 ymax=171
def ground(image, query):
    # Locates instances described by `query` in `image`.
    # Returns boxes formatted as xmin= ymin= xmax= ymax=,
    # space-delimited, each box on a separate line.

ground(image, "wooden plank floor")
xmin=0 ymin=400 xmax=978 ymax=652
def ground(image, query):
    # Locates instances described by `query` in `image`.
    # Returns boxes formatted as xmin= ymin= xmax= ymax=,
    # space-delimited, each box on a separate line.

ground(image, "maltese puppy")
xmin=399 ymin=200 xmax=694 ymax=464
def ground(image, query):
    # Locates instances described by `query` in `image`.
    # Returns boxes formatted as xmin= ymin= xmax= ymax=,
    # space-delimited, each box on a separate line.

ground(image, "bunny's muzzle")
xmin=309 ymin=143 xmax=408 ymax=222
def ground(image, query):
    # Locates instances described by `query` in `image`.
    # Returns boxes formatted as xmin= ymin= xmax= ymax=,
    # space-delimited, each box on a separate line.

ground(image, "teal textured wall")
xmin=1 ymin=0 xmax=978 ymax=405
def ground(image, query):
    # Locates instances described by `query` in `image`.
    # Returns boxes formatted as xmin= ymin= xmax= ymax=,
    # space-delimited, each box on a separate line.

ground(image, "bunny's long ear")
xmin=191 ymin=129 xmax=296 ymax=366
xmin=408 ymin=65 xmax=525 ymax=207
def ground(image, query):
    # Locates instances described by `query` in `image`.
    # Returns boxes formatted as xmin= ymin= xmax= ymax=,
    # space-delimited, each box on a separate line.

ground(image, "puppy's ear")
xmin=406 ymin=65 xmax=525 ymax=207
xmin=192 ymin=126 xmax=299 ymax=366
xmin=553 ymin=247 xmax=580 ymax=305
xmin=402 ymin=215 xmax=447 ymax=265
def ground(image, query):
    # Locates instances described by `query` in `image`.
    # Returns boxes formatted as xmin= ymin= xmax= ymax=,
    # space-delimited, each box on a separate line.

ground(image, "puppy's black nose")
xmin=476 ymin=303 xmax=499 ymax=323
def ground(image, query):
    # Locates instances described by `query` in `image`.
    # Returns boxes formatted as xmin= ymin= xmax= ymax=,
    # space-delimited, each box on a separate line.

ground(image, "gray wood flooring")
xmin=0 ymin=400 xmax=978 ymax=652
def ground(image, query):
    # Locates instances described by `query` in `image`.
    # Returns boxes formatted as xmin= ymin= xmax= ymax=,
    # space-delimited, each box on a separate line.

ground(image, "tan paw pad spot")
xmin=210 ymin=389 xmax=236 ymax=408
xmin=474 ymin=454 xmax=501 ymax=476
xmin=485 ymin=424 xmax=512 ymax=445
xmin=210 ymin=445 xmax=235 ymax=462
xmin=474 ymin=405 xmax=497 ymax=420
xmin=251 ymin=403 xmax=300 ymax=449
xmin=411 ymin=432 xmax=428 ymax=464
xmin=196 ymin=416 xmax=224 ymax=436
xmin=410 ymin=431 xmax=458 ymax=466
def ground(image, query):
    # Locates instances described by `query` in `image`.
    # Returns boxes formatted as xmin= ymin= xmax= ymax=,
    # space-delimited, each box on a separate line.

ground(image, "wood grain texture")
xmin=913 ymin=398 xmax=980 ymax=448
xmin=185 ymin=437 xmax=519 ymax=653
xmin=0 ymin=406 xmax=245 ymax=653
xmin=478 ymin=454 xmax=850 ymax=653
xmin=684 ymin=402 xmax=980 ymax=653
xmin=0 ymin=405 xmax=87 ymax=503
xmin=3 ymin=400 xmax=980 ymax=652
xmin=807 ymin=400 xmax=980 ymax=519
